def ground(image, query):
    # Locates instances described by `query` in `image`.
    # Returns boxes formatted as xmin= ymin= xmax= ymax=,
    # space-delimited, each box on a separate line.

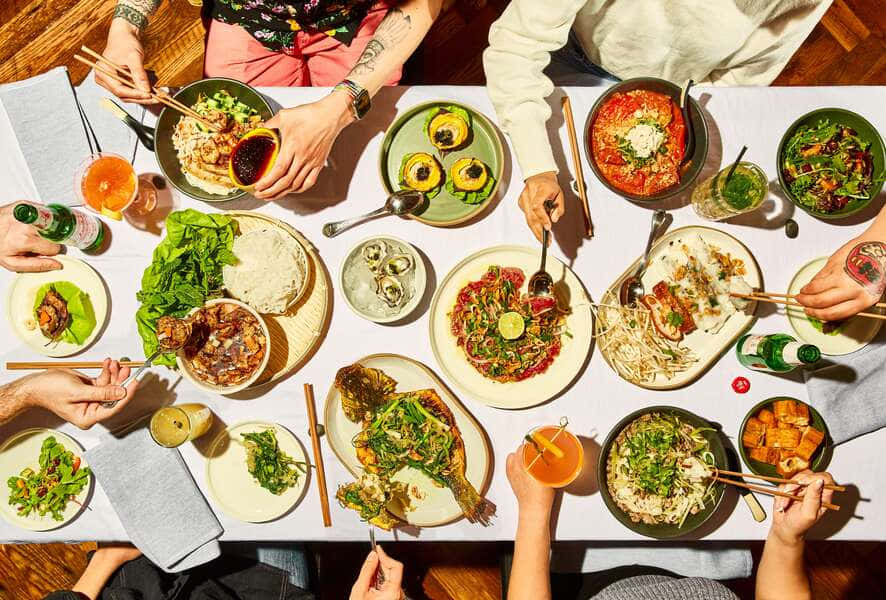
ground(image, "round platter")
xmin=429 ymin=245 xmax=593 ymax=409
xmin=378 ymin=100 xmax=505 ymax=227
xmin=227 ymin=211 xmax=332 ymax=387
xmin=205 ymin=421 xmax=309 ymax=522
xmin=786 ymin=257 xmax=881 ymax=355
xmin=0 ymin=429 xmax=92 ymax=531
xmin=6 ymin=255 xmax=109 ymax=357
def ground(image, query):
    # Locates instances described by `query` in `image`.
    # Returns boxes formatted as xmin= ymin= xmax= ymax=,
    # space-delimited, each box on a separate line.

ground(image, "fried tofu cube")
xmin=749 ymin=446 xmax=780 ymax=465
xmin=777 ymin=451 xmax=809 ymax=478
xmin=773 ymin=399 xmax=810 ymax=427
xmin=742 ymin=417 xmax=767 ymax=448
xmin=766 ymin=426 xmax=801 ymax=449
xmin=757 ymin=409 xmax=776 ymax=425
xmin=795 ymin=426 xmax=825 ymax=461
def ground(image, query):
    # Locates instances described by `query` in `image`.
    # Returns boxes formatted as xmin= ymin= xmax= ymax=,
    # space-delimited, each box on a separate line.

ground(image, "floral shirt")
xmin=212 ymin=0 xmax=375 ymax=53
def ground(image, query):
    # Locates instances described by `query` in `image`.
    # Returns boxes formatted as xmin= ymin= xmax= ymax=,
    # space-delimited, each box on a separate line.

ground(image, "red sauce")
xmin=231 ymin=135 xmax=277 ymax=186
xmin=591 ymin=89 xmax=686 ymax=196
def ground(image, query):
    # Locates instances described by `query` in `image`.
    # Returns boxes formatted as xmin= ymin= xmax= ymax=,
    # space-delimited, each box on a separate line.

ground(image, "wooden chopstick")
xmin=7 ymin=361 xmax=145 ymax=370
xmin=749 ymin=291 xmax=886 ymax=309
xmin=713 ymin=476 xmax=840 ymax=511
xmin=716 ymin=469 xmax=846 ymax=492
xmin=731 ymin=292 xmax=886 ymax=321
xmin=304 ymin=383 xmax=332 ymax=527
xmin=561 ymin=94 xmax=594 ymax=239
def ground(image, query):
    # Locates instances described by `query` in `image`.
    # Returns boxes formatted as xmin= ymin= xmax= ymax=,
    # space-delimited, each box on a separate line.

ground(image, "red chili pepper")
xmin=732 ymin=376 xmax=750 ymax=394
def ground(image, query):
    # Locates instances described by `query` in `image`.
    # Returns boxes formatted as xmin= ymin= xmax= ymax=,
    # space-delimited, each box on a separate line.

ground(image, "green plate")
xmin=378 ymin=100 xmax=504 ymax=226
xmin=154 ymin=78 xmax=273 ymax=203
xmin=738 ymin=397 xmax=831 ymax=478
xmin=776 ymin=108 xmax=885 ymax=220
xmin=597 ymin=406 xmax=727 ymax=539
xmin=583 ymin=77 xmax=709 ymax=202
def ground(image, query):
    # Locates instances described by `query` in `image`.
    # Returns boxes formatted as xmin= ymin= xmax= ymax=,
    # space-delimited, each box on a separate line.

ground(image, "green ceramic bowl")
xmin=378 ymin=100 xmax=505 ymax=227
xmin=738 ymin=397 xmax=831 ymax=478
xmin=153 ymin=78 xmax=273 ymax=203
xmin=597 ymin=406 xmax=727 ymax=539
xmin=776 ymin=108 xmax=885 ymax=220
xmin=583 ymin=77 xmax=709 ymax=202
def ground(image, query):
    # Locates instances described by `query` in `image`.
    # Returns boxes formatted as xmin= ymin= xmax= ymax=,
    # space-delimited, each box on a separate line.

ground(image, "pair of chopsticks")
xmin=713 ymin=468 xmax=844 ymax=511
xmin=73 ymin=46 xmax=220 ymax=132
xmin=7 ymin=361 xmax=145 ymax=370
xmin=304 ymin=383 xmax=332 ymax=527
xmin=561 ymin=95 xmax=594 ymax=239
xmin=731 ymin=291 xmax=886 ymax=321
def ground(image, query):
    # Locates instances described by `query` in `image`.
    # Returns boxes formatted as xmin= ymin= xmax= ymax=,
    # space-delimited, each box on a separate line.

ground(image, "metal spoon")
xmin=619 ymin=209 xmax=667 ymax=306
xmin=100 ymin=349 xmax=161 ymax=409
xmin=322 ymin=190 xmax=424 ymax=238
xmin=528 ymin=199 xmax=556 ymax=298
xmin=679 ymin=79 xmax=695 ymax=165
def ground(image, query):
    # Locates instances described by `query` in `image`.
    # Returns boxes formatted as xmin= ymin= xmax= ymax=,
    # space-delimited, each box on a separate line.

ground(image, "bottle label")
xmin=782 ymin=343 xmax=801 ymax=365
xmin=32 ymin=205 xmax=54 ymax=230
xmin=741 ymin=335 xmax=765 ymax=356
xmin=67 ymin=210 xmax=102 ymax=249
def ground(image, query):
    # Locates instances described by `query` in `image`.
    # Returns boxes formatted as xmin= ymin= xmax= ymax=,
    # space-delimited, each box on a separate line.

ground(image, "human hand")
xmin=796 ymin=238 xmax=886 ymax=321
xmin=0 ymin=203 xmax=62 ymax=272
xmin=517 ymin=172 xmax=565 ymax=243
xmin=770 ymin=470 xmax=835 ymax=547
xmin=350 ymin=545 xmax=405 ymax=600
xmin=253 ymin=92 xmax=353 ymax=200
xmin=96 ymin=18 xmax=153 ymax=104
xmin=506 ymin=451 xmax=555 ymax=518
xmin=19 ymin=359 xmax=139 ymax=429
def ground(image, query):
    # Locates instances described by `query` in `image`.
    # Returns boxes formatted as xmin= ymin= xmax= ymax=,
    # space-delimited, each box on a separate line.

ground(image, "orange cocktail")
xmin=521 ymin=424 xmax=584 ymax=488
xmin=77 ymin=153 xmax=137 ymax=219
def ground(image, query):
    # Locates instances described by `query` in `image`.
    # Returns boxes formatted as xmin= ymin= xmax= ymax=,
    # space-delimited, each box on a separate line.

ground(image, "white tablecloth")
xmin=1 ymin=84 xmax=884 ymax=544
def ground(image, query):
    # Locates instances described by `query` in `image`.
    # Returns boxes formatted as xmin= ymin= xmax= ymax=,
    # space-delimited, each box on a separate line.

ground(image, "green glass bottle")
xmin=736 ymin=333 xmax=821 ymax=373
xmin=13 ymin=202 xmax=104 ymax=252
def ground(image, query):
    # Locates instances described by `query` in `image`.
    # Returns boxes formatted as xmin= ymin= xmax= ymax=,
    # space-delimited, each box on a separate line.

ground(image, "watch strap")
xmin=333 ymin=79 xmax=370 ymax=120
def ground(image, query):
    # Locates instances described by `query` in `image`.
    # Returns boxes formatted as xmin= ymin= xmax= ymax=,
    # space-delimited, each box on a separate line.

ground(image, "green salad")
xmin=7 ymin=437 xmax=90 ymax=522
xmin=135 ymin=210 xmax=237 ymax=367
xmin=782 ymin=119 xmax=880 ymax=214
xmin=241 ymin=429 xmax=306 ymax=495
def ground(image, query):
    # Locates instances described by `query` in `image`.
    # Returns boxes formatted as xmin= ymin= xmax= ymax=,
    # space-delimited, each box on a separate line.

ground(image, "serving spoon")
xmin=679 ymin=79 xmax=695 ymax=165
xmin=618 ymin=209 xmax=667 ymax=306
xmin=528 ymin=199 xmax=557 ymax=298
xmin=322 ymin=190 xmax=424 ymax=238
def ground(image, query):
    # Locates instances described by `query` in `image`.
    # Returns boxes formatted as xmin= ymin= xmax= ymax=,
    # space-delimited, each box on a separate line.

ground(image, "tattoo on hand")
xmin=348 ymin=8 xmax=412 ymax=77
xmin=844 ymin=241 xmax=886 ymax=297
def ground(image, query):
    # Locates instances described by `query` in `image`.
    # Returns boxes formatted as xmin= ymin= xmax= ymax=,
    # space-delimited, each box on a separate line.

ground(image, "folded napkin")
xmin=804 ymin=328 xmax=886 ymax=445
xmin=86 ymin=426 xmax=223 ymax=573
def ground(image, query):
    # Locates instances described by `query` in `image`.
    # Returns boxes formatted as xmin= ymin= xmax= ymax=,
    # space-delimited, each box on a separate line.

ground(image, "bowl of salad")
xmin=597 ymin=406 xmax=727 ymax=539
xmin=777 ymin=108 xmax=885 ymax=219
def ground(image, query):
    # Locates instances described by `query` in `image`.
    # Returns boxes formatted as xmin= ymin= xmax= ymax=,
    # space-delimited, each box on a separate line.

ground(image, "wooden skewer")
xmin=561 ymin=94 xmax=594 ymax=239
xmin=526 ymin=426 xmax=566 ymax=471
xmin=749 ymin=291 xmax=886 ymax=309
xmin=713 ymin=476 xmax=840 ymax=511
xmin=731 ymin=292 xmax=886 ymax=321
xmin=304 ymin=383 xmax=332 ymax=528
xmin=715 ymin=469 xmax=846 ymax=492
xmin=7 ymin=361 xmax=145 ymax=370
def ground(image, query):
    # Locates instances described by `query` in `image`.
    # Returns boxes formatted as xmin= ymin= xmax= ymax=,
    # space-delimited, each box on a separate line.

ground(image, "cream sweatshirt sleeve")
xmin=483 ymin=0 xmax=587 ymax=180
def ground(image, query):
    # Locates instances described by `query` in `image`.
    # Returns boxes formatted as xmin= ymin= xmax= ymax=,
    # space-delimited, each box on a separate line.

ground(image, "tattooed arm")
xmin=797 ymin=207 xmax=886 ymax=320
xmin=95 ymin=1 xmax=160 ymax=104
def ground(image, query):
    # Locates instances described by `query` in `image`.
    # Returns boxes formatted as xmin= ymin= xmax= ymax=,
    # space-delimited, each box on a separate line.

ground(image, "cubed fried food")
xmin=744 ymin=400 xmax=824 ymax=475
xmin=757 ymin=409 xmax=776 ymax=425
xmin=766 ymin=427 xmax=801 ymax=449
xmin=748 ymin=447 xmax=780 ymax=465
xmin=156 ymin=315 xmax=194 ymax=351
xmin=796 ymin=426 xmax=825 ymax=461
xmin=742 ymin=417 xmax=767 ymax=448
xmin=777 ymin=451 xmax=809 ymax=478
xmin=773 ymin=399 xmax=809 ymax=426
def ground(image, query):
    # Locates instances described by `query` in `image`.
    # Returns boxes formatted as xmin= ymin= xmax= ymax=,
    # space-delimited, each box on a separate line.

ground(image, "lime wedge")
xmin=498 ymin=311 xmax=525 ymax=340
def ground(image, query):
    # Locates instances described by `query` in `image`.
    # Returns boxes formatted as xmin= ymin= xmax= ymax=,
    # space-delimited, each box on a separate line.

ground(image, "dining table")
xmin=0 ymin=82 xmax=884 ymax=545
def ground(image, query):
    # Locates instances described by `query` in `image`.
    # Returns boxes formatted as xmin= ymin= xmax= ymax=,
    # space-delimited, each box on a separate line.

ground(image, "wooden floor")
xmin=1 ymin=0 xmax=885 ymax=599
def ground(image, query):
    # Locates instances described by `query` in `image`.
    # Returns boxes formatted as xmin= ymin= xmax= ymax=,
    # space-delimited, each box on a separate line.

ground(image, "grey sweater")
xmin=593 ymin=575 xmax=738 ymax=599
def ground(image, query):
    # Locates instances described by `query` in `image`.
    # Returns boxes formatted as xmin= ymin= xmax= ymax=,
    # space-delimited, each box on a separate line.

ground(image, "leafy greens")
xmin=6 ymin=436 xmax=90 ymax=522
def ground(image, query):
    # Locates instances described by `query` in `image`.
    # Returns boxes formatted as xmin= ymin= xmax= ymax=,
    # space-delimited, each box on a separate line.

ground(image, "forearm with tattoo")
xmin=114 ymin=0 xmax=162 ymax=30
xmin=845 ymin=241 xmax=886 ymax=298
xmin=349 ymin=8 xmax=413 ymax=78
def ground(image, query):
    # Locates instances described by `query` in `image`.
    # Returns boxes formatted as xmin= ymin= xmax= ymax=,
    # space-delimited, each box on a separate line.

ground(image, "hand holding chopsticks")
xmin=731 ymin=290 xmax=886 ymax=322
xmin=713 ymin=468 xmax=843 ymax=512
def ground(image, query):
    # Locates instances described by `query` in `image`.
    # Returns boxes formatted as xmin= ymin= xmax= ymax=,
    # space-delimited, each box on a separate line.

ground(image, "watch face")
xmin=354 ymin=89 xmax=371 ymax=119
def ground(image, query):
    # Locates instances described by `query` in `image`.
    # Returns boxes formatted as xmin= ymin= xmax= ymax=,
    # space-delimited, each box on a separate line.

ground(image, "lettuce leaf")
xmin=398 ymin=154 xmax=442 ymax=200
xmin=423 ymin=105 xmax=472 ymax=136
xmin=135 ymin=209 xmax=237 ymax=367
xmin=446 ymin=171 xmax=496 ymax=205
xmin=33 ymin=281 xmax=96 ymax=345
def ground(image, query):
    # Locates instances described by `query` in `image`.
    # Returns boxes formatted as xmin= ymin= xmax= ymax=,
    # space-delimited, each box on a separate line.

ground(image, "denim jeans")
xmin=223 ymin=542 xmax=311 ymax=590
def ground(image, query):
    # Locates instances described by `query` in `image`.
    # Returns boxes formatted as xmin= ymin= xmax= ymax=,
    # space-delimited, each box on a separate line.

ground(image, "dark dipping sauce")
xmin=231 ymin=135 xmax=277 ymax=186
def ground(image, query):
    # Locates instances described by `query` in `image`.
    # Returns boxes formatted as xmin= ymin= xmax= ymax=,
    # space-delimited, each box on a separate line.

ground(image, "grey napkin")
xmin=804 ymin=328 xmax=886 ymax=444
xmin=86 ymin=426 xmax=223 ymax=573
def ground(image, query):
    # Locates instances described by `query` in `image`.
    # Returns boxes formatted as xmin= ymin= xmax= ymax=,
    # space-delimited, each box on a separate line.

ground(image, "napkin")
xmin=804 ymin=329 xmax=886 ymax=445
xmin=85 ymin=426 xmax=223 ymax=573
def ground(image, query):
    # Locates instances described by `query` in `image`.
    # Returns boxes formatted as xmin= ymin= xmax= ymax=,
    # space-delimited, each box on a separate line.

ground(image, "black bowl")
xmin=597 ymin=405 xmax=727 ymax=539
xmin=154 ymin=77 xmax=273 ymax=203
xmin=584 ymin=77 xmax=709 ymax=202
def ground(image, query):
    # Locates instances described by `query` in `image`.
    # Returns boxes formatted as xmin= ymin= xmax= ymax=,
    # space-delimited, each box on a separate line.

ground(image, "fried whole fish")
xmin=334 ymin=363 xmax=396 ymax=423
xmin=335 ymin=473 xmax=406 ymax=531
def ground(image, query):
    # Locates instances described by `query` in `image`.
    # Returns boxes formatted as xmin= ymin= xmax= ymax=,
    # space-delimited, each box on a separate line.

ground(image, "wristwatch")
xmin=333 ymin=79 xmax=371 ymax=120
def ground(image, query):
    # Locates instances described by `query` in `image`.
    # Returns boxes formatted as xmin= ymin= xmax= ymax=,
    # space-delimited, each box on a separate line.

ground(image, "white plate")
xmin=0 ymin=429 xmax=91 ymax=531
xmin=786 ymin=257 xmax=882 ymax=355
xmin=324 ymin=354 xmax=492 ymax=527
xmin=599 ymin=226 xmax=762 ymax=390
xmin=6 ymin=256 xmax=109 ymax=357
xmin=429 ymin=245 xmax=593 ymax=409
xmin=205 ymin=421 xmax=309 ymax=522
xmin=339 ymin=236 xmax=427 ymax=324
